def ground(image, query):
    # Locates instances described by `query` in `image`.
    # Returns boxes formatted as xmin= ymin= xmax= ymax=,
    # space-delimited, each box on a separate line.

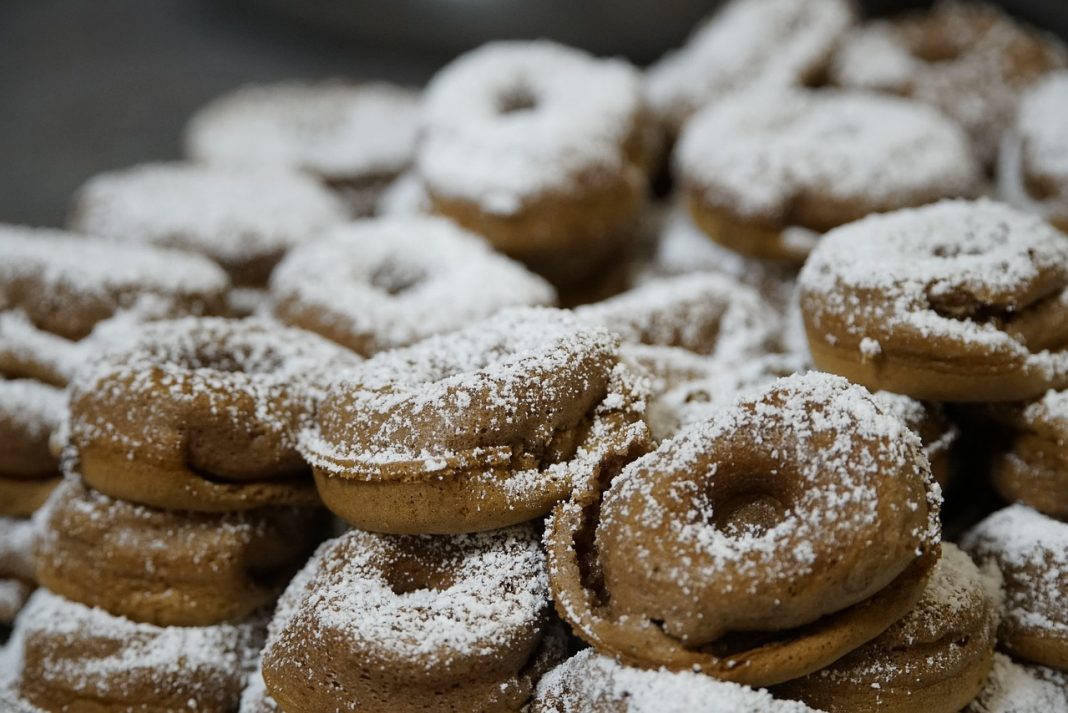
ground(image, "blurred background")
xmin=2 ymin=0 xmax=1066 ymax=227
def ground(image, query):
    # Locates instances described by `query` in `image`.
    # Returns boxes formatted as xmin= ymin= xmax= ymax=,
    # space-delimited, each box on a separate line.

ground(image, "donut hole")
xmin=496 ymin=85 xmax=539 ymax=115
xmin=170 ymin=343 xmax=286 ymax=375
xmin=701 ymin=471 xmax=795 ymax=539
xmin=369 ymin=262 xmax=426 ymax=296
xmin=381 ymin=545 xmax=457 ymax=596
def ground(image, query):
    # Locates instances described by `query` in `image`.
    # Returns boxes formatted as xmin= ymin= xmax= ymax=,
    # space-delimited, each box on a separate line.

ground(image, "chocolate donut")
xmin=261 ymin=525 xmax=566 ymax=712
xmin=269 ymin=216 xmax=555 ymax=355
xmin=547 ymin=372 xmax=941 ymax=686
xmin=677 ymin=89 xmax=980 ymax=262
xmin=185 ymin=81 xmax=420 ymax=217
xmin=800 ymin=200 xmax=1068 ymax=402
xmin=304 ymin=307 xmax=650 ymax=534
xmin=962 ymin=505 xmax=1068 ymax=670
xmin=69 ymin=162 xmax=347 ymax=286
xmin=69 ymin=317 xmax=358 ymax=511
xmin=34 ymin=476 xmax=324 ymax=627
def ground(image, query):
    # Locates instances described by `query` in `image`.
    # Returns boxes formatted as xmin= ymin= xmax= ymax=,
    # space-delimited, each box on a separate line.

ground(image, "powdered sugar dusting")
xmin=968 ymin=653 xmax=1068 ymax=712
xmin=0 ymin=379 xmax=65 ymax=444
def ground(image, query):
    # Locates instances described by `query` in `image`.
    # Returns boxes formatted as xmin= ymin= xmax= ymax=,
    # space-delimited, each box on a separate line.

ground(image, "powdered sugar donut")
xmin=34 ymin=476 xmax=325 ymax=627
xmin=677 ymin=88 xmax=980 ymax=262
xmin=0 ymin=516 xmax=36 ymax=625
xmin=1000 ymin=71 xmax=1068 ymax=232
xmin=967 ymin=653 xmax=1068 ymax=712
xmin=962 ymin=505 xmax=1068 ymax=670
xmin=800 ymin=200 xmax=1068 ymax=402
xmin=260 ymin=525 xmax=567 ymax=712
xmin=547 ymin=372 xmax=941 ymax=686
xmin=69 ymin=162 xmax=347 ymax=285
xmin=418 ymin=40 xmax=652 ymax=289
xmin=773 ymin=544 xmax=997 ymax=712
xmin=0 ymin=379 xmax=64 ymax=518
xmin=830 ymin=1 xmax=1067 ymax=166
xmin=185 ymin=81 xmax=420 ymax=217
xmin=69 ymin=317 xmax=359 ymax=512
xmin=304 ymin=307 xmax=650 ymax=534
xmin=0 ymin=225 xmax=229 ymax=386
xmin=270 ymin=216 xmax=555 ymax=355
xmin=531 ymin=648 xmax=816 ymax=712
xmin=11 ymin=589 xmax=263 ymax=712
xmin=645 ymin=0 xmax=854 ymax=134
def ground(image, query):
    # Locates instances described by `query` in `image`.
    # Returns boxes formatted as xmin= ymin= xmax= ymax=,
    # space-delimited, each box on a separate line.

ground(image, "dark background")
xmin=2 ymin=0 xmax=1065 ymax=228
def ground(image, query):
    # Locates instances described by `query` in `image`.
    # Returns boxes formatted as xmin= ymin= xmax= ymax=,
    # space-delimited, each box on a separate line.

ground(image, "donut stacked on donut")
xmin=999 ymin=71 xmax=1068 ymax=232
xmin=830 ymin=0 xmax=1066 ymax=166
xmin=269 ymin=215 xmax=555 ymax=355
xmin=302 ymin=307 xmax=650 ymax=534
xmin=676 ymin=88 xmax=981 ymax=262
xmin=417 ymin=40 xmax=653 ymax=294
xmin=547 ymin=372 xmax=942 ymax=686
xmin=260 ymin=525 xmax=567 ymax=713
xmin=645 ymin=0 xmax=854 ymax=136
xmin=69 ymin=162 xmax=347 ymax=287
xmin=185 ymin=80 xmax=420 ymax=217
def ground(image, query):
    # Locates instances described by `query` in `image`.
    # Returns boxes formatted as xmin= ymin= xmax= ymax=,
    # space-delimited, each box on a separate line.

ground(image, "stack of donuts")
xmin=3 ymin=0 xmax=1068 ymax=710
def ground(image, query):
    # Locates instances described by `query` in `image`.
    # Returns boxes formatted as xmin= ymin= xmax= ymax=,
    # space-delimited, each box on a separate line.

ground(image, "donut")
xmin=269 ymin=216 xmax=556 ymax=355
xmin=547 ymin=372 xmax=941 ymax=686
xmin=11 ymin=589 xmax=263 ymax=713
xmin=830 ymin=0 xmax=1067 ymax=166
xmin=0 ymin=379 xmax=63 ymax=480
xmin=530 ymin=648 xmax=816 ymax=712
xmin=799 ymin=200 xmax=1068 ymax=402
xmin=0 ymin=516 xmax=36 ymax=625
xmin=676 ymin=88 xmax=981 ymax=262
xmin=185 ymin=80 xmax=420 ymax=217
xmin=260 ymin=525 xmax=567 ymax=712
xmin=69 ymin=162 xmax=347 ymax=286
xmin=0 ymin=225 xmax=229 ymax=386
xmin=1000 ymin=71 xmax=1068 ymax=232
xmin=962 ymin=504 xmax=1068 ymax=670
xmin=870 ymin=391 xmax=958 ymax=488
xmin=68 ymin=317 xmax=358 ymax=512
xmin=417 ymin=40 xmax=651 ymax=290
xmin=644 ymin=0 xmax=854 ymax=135
xmin=303 ymin=307 xmax=650 ymax=534
xmin=34 ymin=476 xmax=325 ymax=627
xmin=773 ymin=543 xmax=997 ymax=712
xmin=985 ymin=388 xmax=1068 ymax=518
xmin=967 ymin=652 xmax=1068 ymax=712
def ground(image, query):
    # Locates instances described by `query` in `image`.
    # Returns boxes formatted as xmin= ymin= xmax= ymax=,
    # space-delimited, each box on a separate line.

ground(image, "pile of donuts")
xmin=3 ymin=0 xmax=1068 ymax=710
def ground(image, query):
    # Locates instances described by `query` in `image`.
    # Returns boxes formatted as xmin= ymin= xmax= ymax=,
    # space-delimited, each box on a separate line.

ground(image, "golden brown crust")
xmin=0 ymin=475 xmax=60 ymax=518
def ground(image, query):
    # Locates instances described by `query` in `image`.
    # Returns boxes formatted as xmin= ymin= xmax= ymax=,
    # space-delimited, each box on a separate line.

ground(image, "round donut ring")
xmin=800 ymin=200 xmax=1068 ymax=402
xmin=303 ymin=307 xmax=651 ymax=534
xmin=546 ymin=372 xmax=941 ymax=686
xmin=261 ymin=525 xmax=566 ymax=713
xmin=269 ymin=216 xmax=556 ymax=355
xmin=69 ymin=317 xmax=359 ymax=512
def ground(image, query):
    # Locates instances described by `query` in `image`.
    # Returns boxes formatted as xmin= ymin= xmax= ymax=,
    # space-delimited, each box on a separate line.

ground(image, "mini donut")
xmin=269 ymin=216 xmax=556 ymax=355
xmin=0 ymin=516 xmax=36 ymax=625
xmin=676 ymin=88 xmax=981 ymax=262
xmin=0 ymin=380 xmax=63 ymax=480
xmin=870 ymin=391 xmax=958 ymax=488
xmin=799 ymin=200 xmax=1068 ymax=402
xmin=12 ymin=589 xmax=263 ymax=713
xmin=985 ymin=388 xmax=1068 ymax=518
xmin=418 ymin=40 xmax=652 ymax=289
xmin=69 ymin=162 xmax=347 ymax=286
xmin=530 ymin=648 xmax=816 ymax=712
xmin=644 ymin=0 xmax=854 ymax=135
xmin=303 ymin=307 xmax=650 ymax=534
xmin=546 ymin=372 xmax=941 ymax=686
xmin=260 ymin=525 xmax=567 ymax=713
xmin=967 ymin=652 xmax=1068 ymax=712
xmin=830 ymin=0 xmax=1067 ymax=166
xmin=34 ymin=476 xmax=325 ymax=627
xmin=962 ymin=504 xmax=1068 ymax=670
xmin=68 ymin=317 xmax=358 ymax=512
xmin=773 ymin=543 xmax=997 ymax=712
xmin=1000 ymin=71 xmax=1068 ymax=232
xmin=185 ymin=80 xmax=420 ymax=217
xmin=0 ymin=225 xmax=229 ymax=386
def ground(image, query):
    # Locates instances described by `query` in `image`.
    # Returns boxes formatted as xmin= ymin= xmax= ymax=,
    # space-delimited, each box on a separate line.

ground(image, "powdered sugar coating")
xmin=645 ymin=0 xmax=853 ymax=132
xmin=419 ymin=40 xmax=644 ymax=215
xmin=0 ymin=516 xmax=36 ymax=583
xmin=532 ymin=649 xmax=816 ymax=712
xmin=677 ymin=89 xmax=980 ymax=225
xmin=1017 ymin=72 xmax=1068 ymax=187
xmin=968 ymin=653 xmax=1068 ymax=712
xmin=0 ymin=379 xmax=65 ymax=445
xmin=69 ymin=162 xmax=346 ymax=269
xmin=269 ymin=216 xmax=556 ymax=354
xmin=186 ymin=81 xmax=420 ymax=182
